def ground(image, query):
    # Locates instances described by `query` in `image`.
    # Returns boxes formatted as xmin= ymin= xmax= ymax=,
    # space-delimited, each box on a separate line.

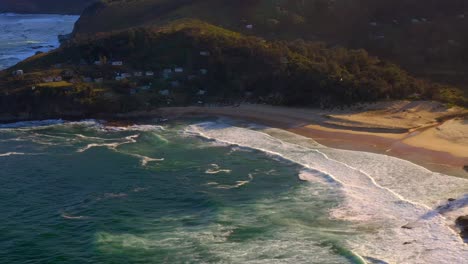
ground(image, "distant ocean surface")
xmin=0 ymin=13 xmax=78 ymax=70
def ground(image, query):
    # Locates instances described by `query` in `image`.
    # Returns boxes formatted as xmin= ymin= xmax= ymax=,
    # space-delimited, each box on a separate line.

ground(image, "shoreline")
xmin=154 ymin=103 xmax=468 ymax=178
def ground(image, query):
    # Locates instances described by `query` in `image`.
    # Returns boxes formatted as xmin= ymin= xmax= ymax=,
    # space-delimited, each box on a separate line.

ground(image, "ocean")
xmin=0 ymin=119 xmax=467 ymax=263
xmin=0 ymin=13 xmax=467 ymax=264
xmin=0 ymin=13 xmax=78 ymax=70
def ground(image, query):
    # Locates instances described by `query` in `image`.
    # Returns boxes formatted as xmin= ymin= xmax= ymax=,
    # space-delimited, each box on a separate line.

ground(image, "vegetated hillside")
xmin=73 ymin=0 xmax=468 ymax=89
xmin=0 ymin=0 xmax=96 ymax=14
xmin=1 ymin=20 xmax=465 ymax=121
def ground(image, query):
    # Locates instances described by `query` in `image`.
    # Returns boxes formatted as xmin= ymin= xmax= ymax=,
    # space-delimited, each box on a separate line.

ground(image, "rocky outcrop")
xmin=456 ymin=216 xmax=468 ymax=242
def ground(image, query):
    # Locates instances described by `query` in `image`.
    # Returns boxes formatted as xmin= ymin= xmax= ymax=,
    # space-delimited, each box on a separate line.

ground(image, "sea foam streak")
xmin=185 ymin=121 xmax=468 ymax=263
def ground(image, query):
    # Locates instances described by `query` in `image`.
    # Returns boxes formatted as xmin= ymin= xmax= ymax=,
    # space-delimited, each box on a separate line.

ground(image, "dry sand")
xmin=154 ymin=101 xmax=467 ymax=177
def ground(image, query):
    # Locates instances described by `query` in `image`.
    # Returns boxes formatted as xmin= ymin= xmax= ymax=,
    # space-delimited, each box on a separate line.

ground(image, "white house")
xmin=369 ymin=22 xmax=377 ymax=27
xmin=246 ymin=24 xmax=253 ymax=29
xmin=197 ymin=89 xmax=207 ymax=95
xmin=200 ymin=51 xmax=210 ymax=56
xmin=94 ymin=78 xmax=104 ymax=83
xmin=94 ymin=61 xmax=102 ymax=66
xmin=54 ymin=76 xmax=63 ymax=82
xmin=134 ymin=72 xmax=143 ymax=77
xmin=12 ymin=70 xmax=24 ymax=76
xmin=121 ymin=73 xmax=132 ymax=78
xmin=159 ymin=89 xmax=170 ymax=96
xmin=145 ymin=71 xmax=154 ymax=76
xmin=111 ymin=61 xmax=123 ymax=66
xmin=115 ymin=76 xmax=124 ymax=81
xmin=174 ymin=67 xmax=184 ymax=73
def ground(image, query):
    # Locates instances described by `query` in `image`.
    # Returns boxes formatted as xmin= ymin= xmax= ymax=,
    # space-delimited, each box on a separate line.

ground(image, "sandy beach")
xmin=153 ymin=101 xmax=468 ymax=178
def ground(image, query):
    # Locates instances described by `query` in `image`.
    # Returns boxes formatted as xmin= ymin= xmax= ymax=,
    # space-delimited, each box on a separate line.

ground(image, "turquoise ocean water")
xmin=0 ymin=120 xmax=362 ymax=263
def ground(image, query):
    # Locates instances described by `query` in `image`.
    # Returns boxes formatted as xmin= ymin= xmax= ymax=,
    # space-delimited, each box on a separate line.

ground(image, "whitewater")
xmin=1 ymin=118 xmax=466 ymax=263
xmin=186 ymin=120 xmax=468 ymax=263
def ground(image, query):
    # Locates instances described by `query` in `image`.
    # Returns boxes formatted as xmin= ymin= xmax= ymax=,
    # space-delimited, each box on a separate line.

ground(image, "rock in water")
xmin=456 ymin=216 xmax=468 ymax=242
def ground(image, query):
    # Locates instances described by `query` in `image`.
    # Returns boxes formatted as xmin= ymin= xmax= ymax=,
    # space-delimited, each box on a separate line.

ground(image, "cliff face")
xmin=0 ymin=0 xmax=96 ymax=14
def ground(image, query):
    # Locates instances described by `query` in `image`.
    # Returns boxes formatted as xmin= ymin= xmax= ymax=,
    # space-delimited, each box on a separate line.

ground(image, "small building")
xmin=197 ymin=89 xmax=207 ymax=95
xmin=369 ymin=22 xmax=377 ymax=27
xmin=134 ymin=72 xmax=143 ymax=77
xmin=94 ymin=61 xmax=103 ymax=66
xmin=138 ymin=85 xmax=151 ymax=90
xmin=246 ymin=24 xmax=253 ymax=29
xmin=145 ymin=71 xmax=154 ymax=76
xmin=54 ymin=76 xmax=63 ymax=82
xmin=457 ymin=14 xmax=465 ymax=19
xmin=94 ymin=77 xmax=104 ymax=83
xmin=115 ymin=76 xmax=125 ymax=81
xmin=121 ymin=73 xmax=132 ymax=78
xmin=174 ymin=67 xmax=184 ymax=73
xmin=43 ymin=77 xmax=54 ymax=83
xmin=83 ymin=77 xmax=93 ymax=83
xmin=12 ymin=70 xmax=24 ymax=76
xmin=200 ymin=69 xmax=208 ymax=75
xmin=200 ymin=51 xmax=210 ymax=56
xmin=159 ymin=89 xmax=170 ymax=96
xmin=111 ymin=61 xmax=123 ymax=66
xmin=411 ymin=18 xmax=420 ymax=24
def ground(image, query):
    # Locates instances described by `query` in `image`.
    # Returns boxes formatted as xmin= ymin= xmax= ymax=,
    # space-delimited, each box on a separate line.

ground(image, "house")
xmin=246 ymin=24 xmax=253 ymax=29
xmin=197 ymin=89 xmax=207 ymax=95
xmin=145 ymin=71 xmax=154 ymax=76
xmin=83 ymin=77 xmax=93 ymax=83
xmin=200 ymin=69 xmax=208 ymax=75
xmin=138 ymin=85 xmax=151 ymax=90
xmin=94 ymin=61 xmax=103 ymax=66
xmin=369 ymin=22 xmax=377 ymax=27
xmin=54 ymin=76 xmax=63 ymax=82
xmin=411 ymin=18 xmax=420 ymax=24
xmin=200 ymin=51 xmax=210 ymax=56
xmin=121 ymin=73 xmax=132 ymax=78
xmin=70 ymin=78 xmax=81 ymax=83
xmin=159 ymin=89 xmax=170 ymax=96
xmin=458 ymin=14 xmax=465 ymax=19
xmin=42 ymin=77 xmax=54 ymax=83
xmin=174 ymin=67 xmax=184 ymax=73
xmin=111 ymin=61 xmax=123 ymax=66
xmin=94 ymin=78 xmax=104 ymax=83
xmin=134 ymin=72 xmax=143 ymax=77
xmin=12 ymin=70 xmax=24 ymax=76
xmin=115 ymin=76 xmax=125 ymax=81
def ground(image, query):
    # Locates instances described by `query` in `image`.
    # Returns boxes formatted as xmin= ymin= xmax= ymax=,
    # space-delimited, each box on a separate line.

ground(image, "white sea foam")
xmin=205 ymin=164 xmax=232 ymax=174
xmin=0 ymin=152 xmax=25 ymax=157
xmin=77 ymin=134 xmax=139 ymax=153
xmin=185 ymin=121 xmax=468 ymax=263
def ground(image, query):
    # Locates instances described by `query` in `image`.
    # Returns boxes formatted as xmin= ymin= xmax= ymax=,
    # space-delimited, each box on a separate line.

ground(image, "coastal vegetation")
xmin=0 ymin=19 xmax=466 ymax=121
